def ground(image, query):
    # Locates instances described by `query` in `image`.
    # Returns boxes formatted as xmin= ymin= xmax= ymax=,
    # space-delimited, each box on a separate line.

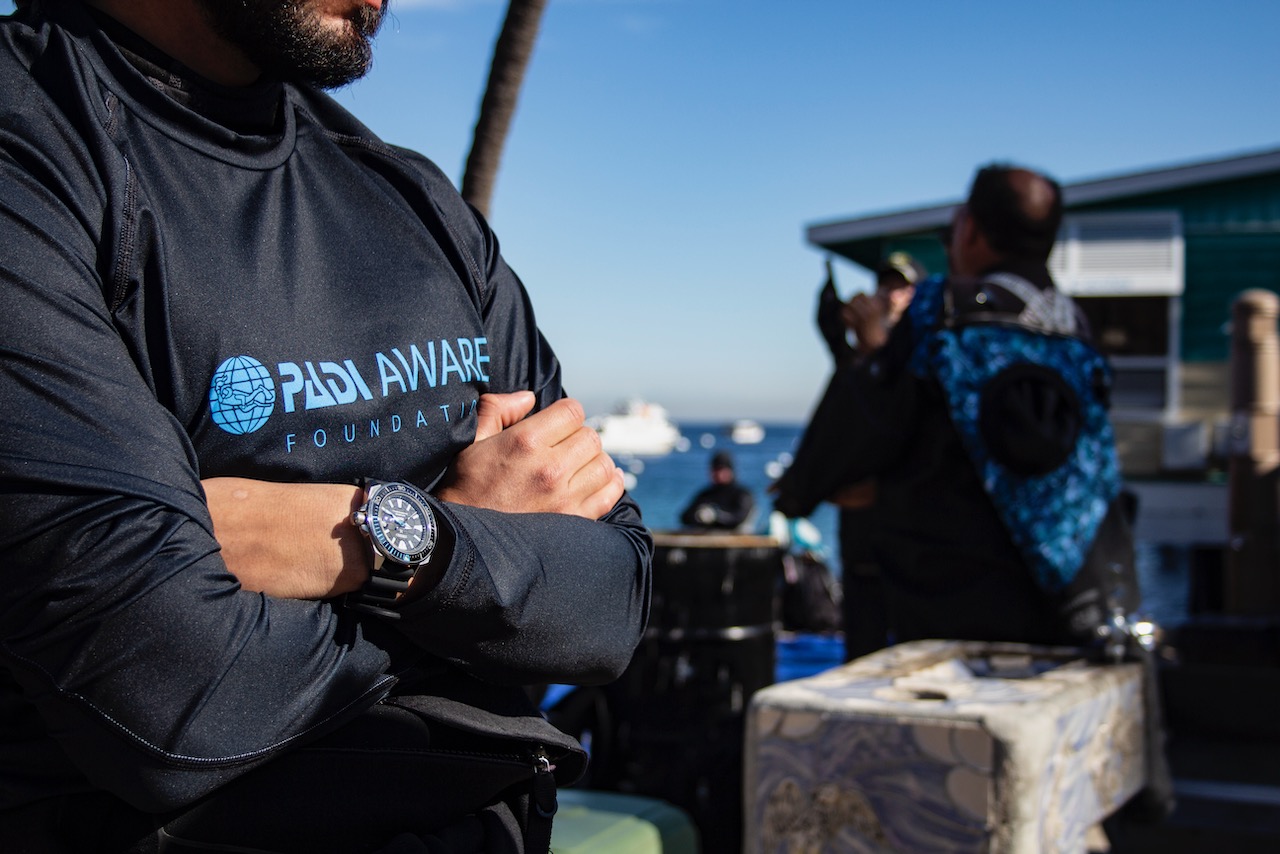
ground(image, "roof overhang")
xmin=807 ymin=145 xmax=1280 ymax=252
xmin=808 ymin=202 xmax=955 ymax=246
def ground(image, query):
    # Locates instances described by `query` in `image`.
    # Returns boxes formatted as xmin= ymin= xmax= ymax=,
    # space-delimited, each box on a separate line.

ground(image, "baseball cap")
xmin=876 ymin=251 xmax=925 ymax=286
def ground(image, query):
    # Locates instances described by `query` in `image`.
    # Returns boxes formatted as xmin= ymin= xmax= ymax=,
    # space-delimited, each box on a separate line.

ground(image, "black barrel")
xmin=603 ymin=533 xmax=782 ymax=854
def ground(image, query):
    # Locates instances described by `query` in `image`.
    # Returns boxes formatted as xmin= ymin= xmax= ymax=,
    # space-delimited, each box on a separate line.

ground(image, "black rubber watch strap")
xmin=346 ymin=479 xmax=436 ymax=620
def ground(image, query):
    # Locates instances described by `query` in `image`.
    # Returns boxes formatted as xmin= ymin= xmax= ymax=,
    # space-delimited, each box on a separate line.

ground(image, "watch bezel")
xmin=364 ymin=481 xmax=437 ymax=567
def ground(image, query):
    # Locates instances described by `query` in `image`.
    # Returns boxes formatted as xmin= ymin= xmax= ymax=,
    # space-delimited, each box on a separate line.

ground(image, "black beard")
xmin=193 ymin=1 xmax=388 ymax=89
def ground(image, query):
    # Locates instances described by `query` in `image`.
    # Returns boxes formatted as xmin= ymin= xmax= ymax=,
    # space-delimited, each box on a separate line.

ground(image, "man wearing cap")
xmin=817 ymin=251 xmax=926 ymax=368
xmin=810 ymin=251 xmax=926 ymax=657
xmin=680 ymin=451 xmax=757 ymax=532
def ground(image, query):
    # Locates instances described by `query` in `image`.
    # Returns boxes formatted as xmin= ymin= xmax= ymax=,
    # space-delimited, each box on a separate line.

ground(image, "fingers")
xmin=844 ymin=293 xmax=886 ymax=338
xmin=442 ymin=395 xmax=624 ymax=519
xmin=563 ymin=426 xmax=626 ymax=518
xmin=473 ymin=391 xmax=536 ymax=442
xmin=847 ymin=293 xmax=875 ymax=318
xmin=843 ymin=295 xmax=872 ymax=325
xmin=585 ymin=463 xmax=627 ymax=519
xmin=525 ymin=402 xmax=624 ymax=518
xmin=513 ymin=397 xmax=586 ymax=448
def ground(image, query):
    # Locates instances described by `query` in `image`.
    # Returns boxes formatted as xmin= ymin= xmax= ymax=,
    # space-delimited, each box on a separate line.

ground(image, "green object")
xmin=551 ymin=789 xmax=700 ymax=854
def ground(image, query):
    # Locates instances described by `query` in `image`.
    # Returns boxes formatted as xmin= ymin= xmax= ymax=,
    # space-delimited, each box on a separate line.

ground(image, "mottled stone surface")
xmin=744 ymin=640 xmax=1145 ymax=853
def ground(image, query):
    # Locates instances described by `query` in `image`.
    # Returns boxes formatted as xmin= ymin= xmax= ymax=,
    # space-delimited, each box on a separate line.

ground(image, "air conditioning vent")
xmin=1050 ymin=211 xmax=1184 ymax=296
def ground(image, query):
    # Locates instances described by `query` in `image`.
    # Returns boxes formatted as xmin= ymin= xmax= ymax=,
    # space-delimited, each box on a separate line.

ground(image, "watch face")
xmin=367 ymin=484 xmax=436 ymax=565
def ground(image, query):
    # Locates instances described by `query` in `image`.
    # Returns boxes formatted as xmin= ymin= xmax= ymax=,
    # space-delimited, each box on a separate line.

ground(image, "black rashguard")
xmin=0 ymin=2 xmax=651 ymax=816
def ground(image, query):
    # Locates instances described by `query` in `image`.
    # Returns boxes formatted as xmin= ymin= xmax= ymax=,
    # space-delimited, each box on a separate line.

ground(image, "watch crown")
xmin=352 ymin=510 xmax=368 ymax=529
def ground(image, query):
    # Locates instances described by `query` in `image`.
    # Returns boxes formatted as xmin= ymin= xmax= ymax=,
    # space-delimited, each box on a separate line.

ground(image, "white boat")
xmin=589 ymin=399 xmax=683 ymax=457
xmin=727 ymin=418 xmax=765 ymax=445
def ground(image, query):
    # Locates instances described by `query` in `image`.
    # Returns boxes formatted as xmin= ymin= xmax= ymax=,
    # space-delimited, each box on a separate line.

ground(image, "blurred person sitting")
xmin=680 ymin=451 xmax=757 ymax=533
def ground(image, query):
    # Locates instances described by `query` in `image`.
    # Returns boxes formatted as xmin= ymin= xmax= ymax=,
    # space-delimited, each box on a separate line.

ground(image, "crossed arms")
xmin=206 ymin=391 xmax=626 ymax=600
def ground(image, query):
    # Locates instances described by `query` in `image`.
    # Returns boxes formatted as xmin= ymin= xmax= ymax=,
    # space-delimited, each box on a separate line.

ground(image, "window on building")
xmin=1051 ymin=212 xmax=1184 ymax=418
xmin=1075 ymin=295 xmax=1171 ymax=357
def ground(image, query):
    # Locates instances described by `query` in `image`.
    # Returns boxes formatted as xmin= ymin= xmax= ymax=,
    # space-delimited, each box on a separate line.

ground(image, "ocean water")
xmin=618 ymin=421 xmax=1191 ymax=629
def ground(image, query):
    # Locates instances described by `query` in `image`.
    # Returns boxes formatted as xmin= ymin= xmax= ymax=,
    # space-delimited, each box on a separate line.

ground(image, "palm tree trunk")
xmin=461 ymin=0 xmax=549 ymax=219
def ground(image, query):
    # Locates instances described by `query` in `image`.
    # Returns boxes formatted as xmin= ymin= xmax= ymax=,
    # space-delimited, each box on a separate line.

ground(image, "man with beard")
xmin=0 ymin=1 xmax=652 ymax=851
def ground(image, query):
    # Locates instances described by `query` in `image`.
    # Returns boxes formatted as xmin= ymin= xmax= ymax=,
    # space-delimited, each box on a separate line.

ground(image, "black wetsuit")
xmin=0 ymin=3 xmax=650 ymax=849
xmin=679 ymin=481 xmax=756 ymax=531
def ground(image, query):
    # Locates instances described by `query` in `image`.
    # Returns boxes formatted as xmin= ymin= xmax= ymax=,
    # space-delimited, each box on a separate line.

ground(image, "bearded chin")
xmin=196 ymin=0 xmax=389 ymax=89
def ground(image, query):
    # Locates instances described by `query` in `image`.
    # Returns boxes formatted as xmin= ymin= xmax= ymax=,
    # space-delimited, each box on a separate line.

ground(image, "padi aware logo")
xmin=210 ymin=355 xmax=277 ymax=434
xmin=207 ymin=338 xmax=490 ymax=441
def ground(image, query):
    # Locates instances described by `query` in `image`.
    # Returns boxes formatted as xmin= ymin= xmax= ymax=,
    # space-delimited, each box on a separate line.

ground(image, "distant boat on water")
xmin=726 ymin=418 xmax=765 ymax=445
xmin=589 ymin=399 xmax=685 ymax=457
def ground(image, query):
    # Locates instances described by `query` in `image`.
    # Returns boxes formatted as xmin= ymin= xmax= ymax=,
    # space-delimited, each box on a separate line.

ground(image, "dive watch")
xmin=348 ymin=479 xmax=438 ymax=618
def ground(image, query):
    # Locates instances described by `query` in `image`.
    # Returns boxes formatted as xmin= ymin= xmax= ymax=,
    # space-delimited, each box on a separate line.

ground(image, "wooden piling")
xmin=1226 ymin=289 xmax=1280 ymax=613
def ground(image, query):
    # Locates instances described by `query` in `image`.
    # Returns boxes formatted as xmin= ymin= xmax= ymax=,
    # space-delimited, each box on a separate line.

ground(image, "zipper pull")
xmin=532 ymin=747 xmax=558 ymax=819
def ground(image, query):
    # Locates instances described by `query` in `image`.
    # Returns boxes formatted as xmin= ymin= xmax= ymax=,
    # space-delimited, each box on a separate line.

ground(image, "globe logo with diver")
xmin=209 ymin=355 xmax=276 ymax=435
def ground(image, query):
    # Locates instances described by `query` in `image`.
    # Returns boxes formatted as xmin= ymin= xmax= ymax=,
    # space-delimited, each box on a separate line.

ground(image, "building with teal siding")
xmin=806 ymin=146 xmax=1280 ymax=478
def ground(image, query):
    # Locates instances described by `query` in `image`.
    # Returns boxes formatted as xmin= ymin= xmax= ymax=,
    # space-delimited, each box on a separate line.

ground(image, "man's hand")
xmin=842 ymin=292 xmax=891 ymax=355
xmin=829 ymin=478 xmax=878 ymax=510
xmin=437 ymin=392 xmax=625 ymax=520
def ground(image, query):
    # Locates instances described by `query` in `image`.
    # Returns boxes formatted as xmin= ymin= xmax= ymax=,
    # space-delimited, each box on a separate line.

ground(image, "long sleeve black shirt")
xmin=0 ymin=2 xmax=651 ymax=815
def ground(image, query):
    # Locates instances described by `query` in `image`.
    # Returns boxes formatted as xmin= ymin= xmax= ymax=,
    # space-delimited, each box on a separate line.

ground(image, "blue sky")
xmin=340 ymin=0 xmax=1279 ymax=422
xmin=12 ymin=1 xmax=1280 ymax=421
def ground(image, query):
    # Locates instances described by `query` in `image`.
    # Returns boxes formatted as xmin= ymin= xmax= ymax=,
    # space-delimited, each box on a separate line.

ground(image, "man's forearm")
xmin=202 ymin=474 xmax=650 ymax=682
xmin=394 ymin=499 xmax=651 ymax=685
xmin=204 ymin=478 xmax=369 ymax=599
